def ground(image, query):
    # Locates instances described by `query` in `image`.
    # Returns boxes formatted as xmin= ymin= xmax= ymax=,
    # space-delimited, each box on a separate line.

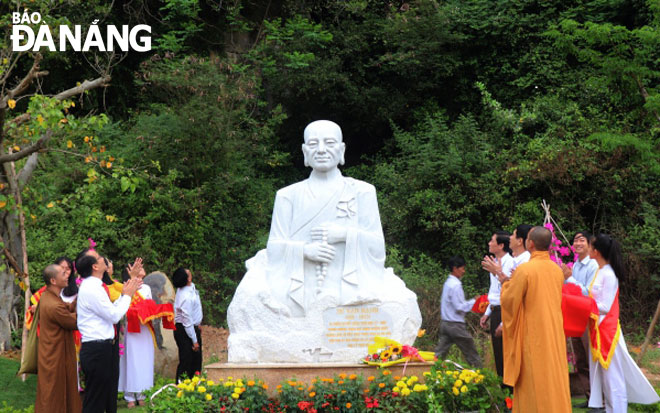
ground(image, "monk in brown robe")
xmin=501 ymin=226 xmax=571 ymax=412
xmin=35 ymin=264 xmax=81 ymax=413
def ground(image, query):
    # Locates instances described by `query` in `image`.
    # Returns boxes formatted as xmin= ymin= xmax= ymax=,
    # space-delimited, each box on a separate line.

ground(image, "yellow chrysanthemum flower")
xmin=401 ymin=388 xmax=411 ymax=396
xmin=207 ymin=380 xmax=215 ymax=386
xmin=205 ymin=394 xmax=212 ymax=401
xmin=7 ymin=99 xmax=16 ymax=109
xmin=393 ymin=386 xmax=400 ymax=392
xmin=396 ymin=381 xmax=406 ymax=388
xmin=454 ymin=380 xmax=463 ymax=387
xmin=231 ymin=393 xmax=239 ymax=399
xmin=176 ymin=391 xmax=183 ymax=398
xmin=197 ymin=386 xmax=206 ymax=393
xmin=452 ymin=387 xmax=460 ymax=396
xmin=461 ymin=385 xmax=468 ymax=393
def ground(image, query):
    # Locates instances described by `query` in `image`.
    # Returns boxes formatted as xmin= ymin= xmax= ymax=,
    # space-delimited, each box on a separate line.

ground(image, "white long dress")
xmin=118 ymin=284 xmax=154 ymax=400
xmin=588 ymin=265 xmax=660 ymax=412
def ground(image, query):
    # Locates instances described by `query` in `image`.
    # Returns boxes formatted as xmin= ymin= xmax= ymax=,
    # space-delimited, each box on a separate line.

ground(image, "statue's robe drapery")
xmin=35 ymin=289 xmax=81 ymax=413
xmin=501 ymin=251 xmax=571 ymax=413
xmin=267 ymin=176 xmax=385 ymax=316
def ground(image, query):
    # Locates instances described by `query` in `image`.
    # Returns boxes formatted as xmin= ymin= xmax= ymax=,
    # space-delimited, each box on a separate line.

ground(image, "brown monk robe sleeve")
xmin=53 ymin=298 xmax=77 ymax=330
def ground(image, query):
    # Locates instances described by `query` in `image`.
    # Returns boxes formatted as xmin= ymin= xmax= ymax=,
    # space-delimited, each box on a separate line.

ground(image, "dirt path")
xmin=201 ymin=325 xmax=229 ymax=364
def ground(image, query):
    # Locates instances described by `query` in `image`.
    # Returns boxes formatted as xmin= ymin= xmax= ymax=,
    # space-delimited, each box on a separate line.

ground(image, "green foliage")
xmin=0 ymin=403 xmax=33 ymax=413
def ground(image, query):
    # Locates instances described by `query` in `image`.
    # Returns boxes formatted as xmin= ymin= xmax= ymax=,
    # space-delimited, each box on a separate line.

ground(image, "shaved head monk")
xmin=500 ymin=226 xmax=571 ymax=412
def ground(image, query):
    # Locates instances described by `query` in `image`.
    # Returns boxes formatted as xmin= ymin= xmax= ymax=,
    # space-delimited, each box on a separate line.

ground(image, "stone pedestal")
xmin=205 ymin=362 xmax=432 ymax=397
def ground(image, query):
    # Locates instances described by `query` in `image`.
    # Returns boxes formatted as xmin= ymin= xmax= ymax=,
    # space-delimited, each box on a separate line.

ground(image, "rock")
xmin=143 ymin=271 xmax=178 ymax=378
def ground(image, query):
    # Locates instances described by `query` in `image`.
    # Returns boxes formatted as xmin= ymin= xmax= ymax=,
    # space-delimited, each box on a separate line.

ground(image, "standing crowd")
xmin=30 ymin=244 xmax=203 ymax=413
xmin=436 ymin=226 xmax=660 ymax=413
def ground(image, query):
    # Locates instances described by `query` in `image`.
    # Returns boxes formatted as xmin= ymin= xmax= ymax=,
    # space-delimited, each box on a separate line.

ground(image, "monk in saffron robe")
xmin=501 ymin=226 xmax=571 ymax=412
xmin=35 ymin=264 xmax=81 ymax=413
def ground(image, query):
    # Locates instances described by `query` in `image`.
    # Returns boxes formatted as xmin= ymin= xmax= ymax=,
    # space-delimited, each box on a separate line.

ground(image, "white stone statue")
xmin=227 ymin=120 xmax=421 ymax=363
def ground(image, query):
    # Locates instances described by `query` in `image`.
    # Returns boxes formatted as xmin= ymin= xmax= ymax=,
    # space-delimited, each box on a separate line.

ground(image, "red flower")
xmin=506 ymin=397 xmax=513 ymax=409
xmin=372 ymin=353 xmax=379 ymax=359
xmin=194 ymin=371 xmax=200 ymax=376
xmin=297 ymin=401 xmax=316 ymax=412
xmin=365 ymin=396 xmax=380 ymax=408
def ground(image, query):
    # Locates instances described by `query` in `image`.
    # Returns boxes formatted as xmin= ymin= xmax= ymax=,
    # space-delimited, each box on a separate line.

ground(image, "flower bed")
xmin=146 ymin=361 xmax=509 ymax=412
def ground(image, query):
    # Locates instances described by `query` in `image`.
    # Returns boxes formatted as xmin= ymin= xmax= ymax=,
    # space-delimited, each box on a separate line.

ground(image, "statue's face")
xmin=302 ymin=125 xmax=345 ymax=172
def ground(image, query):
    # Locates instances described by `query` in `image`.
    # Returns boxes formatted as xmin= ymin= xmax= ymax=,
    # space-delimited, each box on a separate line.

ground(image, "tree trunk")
xmin=0 ymin=208 xmax=25 ymax=350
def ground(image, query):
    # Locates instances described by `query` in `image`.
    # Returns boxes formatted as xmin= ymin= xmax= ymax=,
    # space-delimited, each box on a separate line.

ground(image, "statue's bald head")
xmin=302 ymin=120 xmax=346 ymax=170
xmin=526 ymin=226 xmax=552 ymax=251
xmin=304 ymin=120 xmax=343 ymax=144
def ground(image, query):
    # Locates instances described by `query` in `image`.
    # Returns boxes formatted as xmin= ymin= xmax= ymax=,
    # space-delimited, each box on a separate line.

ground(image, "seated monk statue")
xmin=266 ymin=120 xmax=387 ymax=317
xmin=227 ymin=120 xmax=421 ymax=363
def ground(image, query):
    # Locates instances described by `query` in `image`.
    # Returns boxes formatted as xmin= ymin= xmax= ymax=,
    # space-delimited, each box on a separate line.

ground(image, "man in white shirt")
xmin=482 ymin=224 xmax=532 ymax=337
xmin=172 ymin=267 xmax=204 ymax=380
xmin=562 ymin=231 xmax=599 ymax=407
xmin=435 ymin=256 xmax=482 ymax=367
xmin=479 ymin=230 xmax=513 ymax=378
xmin=76 ymin=250 xmax=142 ymax=413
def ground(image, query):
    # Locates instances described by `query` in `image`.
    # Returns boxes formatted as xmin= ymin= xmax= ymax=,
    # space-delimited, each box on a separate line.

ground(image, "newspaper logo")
xmin=11 ymin=11 xmax=151 ymax=52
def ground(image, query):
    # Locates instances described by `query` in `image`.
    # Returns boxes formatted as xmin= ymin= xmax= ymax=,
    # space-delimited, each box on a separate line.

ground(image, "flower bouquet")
xmin=362 ymin=336 xmax=435 ymax=367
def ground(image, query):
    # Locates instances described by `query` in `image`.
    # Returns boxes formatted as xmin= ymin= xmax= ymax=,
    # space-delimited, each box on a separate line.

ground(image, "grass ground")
xmin=0 ymin=357 xmax=145 ymax=413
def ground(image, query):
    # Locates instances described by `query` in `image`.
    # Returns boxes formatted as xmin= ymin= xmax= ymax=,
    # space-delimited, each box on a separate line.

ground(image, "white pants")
xmin=124 ymin=391 xmax=145 ymax=402
xmin=588 ymin=335 xmax=627 ymax=412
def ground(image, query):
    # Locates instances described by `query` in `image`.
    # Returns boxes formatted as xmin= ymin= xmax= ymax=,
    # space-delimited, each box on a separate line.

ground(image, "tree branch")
xmin=0 ymin=233 xmax=27 ymax=279
xmin=0 ymin=130 xmax=52 ymax=164
xmin=54 ymin=76 xmax=112 ymax=100
xmin=3 ymin=75 xmax=112 ymax=133
xmin=0 ymin=53 xmax=48 ymax=108
xmin=17 ymin=153 xmax=40 ymax=190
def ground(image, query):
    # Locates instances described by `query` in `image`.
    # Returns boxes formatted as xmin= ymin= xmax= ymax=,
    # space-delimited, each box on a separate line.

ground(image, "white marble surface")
xmin=227 ymin=121 xmax=422 ymax=363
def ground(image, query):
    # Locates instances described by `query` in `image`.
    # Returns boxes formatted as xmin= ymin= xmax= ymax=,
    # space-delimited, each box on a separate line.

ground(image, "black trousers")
xmin=174 ymin=323 xmax=202 ymax=381
xmin=490 ymin=306 xmax=504 ymax=377
xmin=80 ymin=339 xmax=117 ymax=413
xmin=111 ymin=329 xmax=120 ymax=411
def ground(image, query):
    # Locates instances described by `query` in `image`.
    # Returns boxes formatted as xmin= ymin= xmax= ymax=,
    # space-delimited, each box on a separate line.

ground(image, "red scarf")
xmin=126 ymin=290 xmax=175 ymax=348
xmin=588 ymin=270 xmax=621 ymax=369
